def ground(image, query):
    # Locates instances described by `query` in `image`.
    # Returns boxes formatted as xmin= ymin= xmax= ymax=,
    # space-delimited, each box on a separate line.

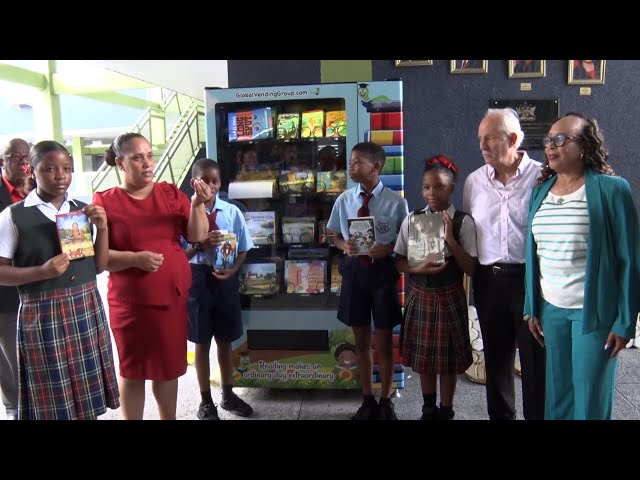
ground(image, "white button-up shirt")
xmin=463 ymin=151 xmax=542 ymax=265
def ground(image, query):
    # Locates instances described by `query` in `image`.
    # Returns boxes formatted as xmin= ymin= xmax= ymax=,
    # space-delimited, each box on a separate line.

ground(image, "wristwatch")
xmin=193 ymin=243 xmax=203 ymax=252
xmin=523 ymin=314 xmax=531 ymax=322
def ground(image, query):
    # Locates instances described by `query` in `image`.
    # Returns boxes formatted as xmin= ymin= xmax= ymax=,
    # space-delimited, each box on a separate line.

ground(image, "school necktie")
xmin=358 ymin=192 xmax=373 ymax=266
xmin=208 ymin=209 xmax=219 ymax=231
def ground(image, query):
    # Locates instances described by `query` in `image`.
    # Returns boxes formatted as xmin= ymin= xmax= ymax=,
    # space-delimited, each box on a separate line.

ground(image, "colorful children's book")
xmin=316 ymin=170 xmax=347 ymax=193
xmin=330 ymin=257 xmax=341 ymax=293
xmin=276 ymin=113 xmax=301 ymax=139
xmin=279 ymin=170 xmax=315 ymax=194
xmin=239 ymin=263 xmax=279 ymax=295
xmin=55 ymin=211 xmax=95 ymax=260
xmin=317 ymin=220 xmax=335 ymax=244
xmin=228 ymin=107 xmax=274 ymax=142
xmin=325 ymin=110 xmax=346 ymax=138
xmin=243 ymin=211 xmax=276 ymax=245
xmin=282 ymin=217 xmax=315 ymax=244
xmin=348 ymin=216 xmax=376 ymax=255
xmin=214 ymin=232 xmax=237 ymax=270
xmin=300 ymin=110 xmax=324 ymax=138
xmin=407 ymin=212 xmax=446 ymax=267
xmin=285 ymin=260 xmax=326 ymax=294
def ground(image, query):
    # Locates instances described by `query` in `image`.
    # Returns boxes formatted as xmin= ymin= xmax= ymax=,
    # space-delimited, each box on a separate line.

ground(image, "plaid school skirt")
xmin=401 ymin=281 xmax=473 ymax=375
xmin=17 ymin=280 xmax=120 ymax=420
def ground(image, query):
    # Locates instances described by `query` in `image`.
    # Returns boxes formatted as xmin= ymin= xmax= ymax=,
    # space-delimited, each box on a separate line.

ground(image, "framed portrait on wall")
xmin=395 ymin=60 xmax=433 ymax=67
xmin=450 ymin=60 xmax=488 ymax=74
xmin=568 ymin=60 xmax=606 ymax=85
xmin=508 ymin=60 xmax=546 ymax=78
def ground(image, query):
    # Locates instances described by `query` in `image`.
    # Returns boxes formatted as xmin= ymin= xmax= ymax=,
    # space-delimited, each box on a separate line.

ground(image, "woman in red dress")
xmin=93 ymin=133 xmax=211 ymax=420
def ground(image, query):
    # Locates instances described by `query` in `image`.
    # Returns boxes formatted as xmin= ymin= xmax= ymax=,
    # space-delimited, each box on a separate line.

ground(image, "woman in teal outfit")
xmin=523 ymin=112 xmax=640 ymax=420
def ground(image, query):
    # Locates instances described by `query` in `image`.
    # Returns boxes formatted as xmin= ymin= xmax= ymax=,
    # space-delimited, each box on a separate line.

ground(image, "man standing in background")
xmin=0 ymin=138 xmax=31 ymax=420
xmin=463 ymin=109 xmax=546 ymax=420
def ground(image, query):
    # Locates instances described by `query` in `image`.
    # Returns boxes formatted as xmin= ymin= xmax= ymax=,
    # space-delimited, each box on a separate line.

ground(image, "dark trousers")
xmin=473 ymin=265 xmax=545 ymax=420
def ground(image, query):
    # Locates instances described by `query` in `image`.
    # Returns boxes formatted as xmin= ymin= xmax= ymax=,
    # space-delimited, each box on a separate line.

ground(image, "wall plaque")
xmin=490 ymin=99 xmax=559 ymax=150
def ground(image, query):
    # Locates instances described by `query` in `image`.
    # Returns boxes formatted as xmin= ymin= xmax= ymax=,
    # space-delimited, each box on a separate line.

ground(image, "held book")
xmin=407 ymin=211 xmax=446 ymax=267
xmin=214 ymin=232 xmax=237 ymax=270
xmin=348 ymin=216 xmax=376 ymax=255
xmin=55 ymin=211 xmax=95 ymax=260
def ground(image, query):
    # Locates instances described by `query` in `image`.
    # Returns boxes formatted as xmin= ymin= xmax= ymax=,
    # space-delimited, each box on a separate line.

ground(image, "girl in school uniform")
xmin=394 ymin=155 xmax=478 ymax=420
xmin=0 ymin=141 xmax=119 ymax=420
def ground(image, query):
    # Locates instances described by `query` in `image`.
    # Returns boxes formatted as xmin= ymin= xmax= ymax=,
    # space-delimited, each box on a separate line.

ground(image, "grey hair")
xmin=484 ymin=108 xmax=524 ymax=150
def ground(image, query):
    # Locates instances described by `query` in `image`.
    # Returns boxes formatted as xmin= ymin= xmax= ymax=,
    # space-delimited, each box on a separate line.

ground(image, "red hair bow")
xmin=428 ymin=156 xmax=459 ymax=174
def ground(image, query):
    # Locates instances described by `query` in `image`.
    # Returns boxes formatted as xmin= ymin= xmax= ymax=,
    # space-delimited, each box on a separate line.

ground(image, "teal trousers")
xmin=540 ymin=299 xmax=618 ymax=420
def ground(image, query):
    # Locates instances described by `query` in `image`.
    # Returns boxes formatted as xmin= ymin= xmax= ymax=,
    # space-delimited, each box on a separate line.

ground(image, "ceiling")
xmin=87 ymin=60 xmax=229 ymax=100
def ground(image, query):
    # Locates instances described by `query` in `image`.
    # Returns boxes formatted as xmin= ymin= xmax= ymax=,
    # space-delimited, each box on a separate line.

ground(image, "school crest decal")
xmin=376 ymin=221 xmax=390 ymax=234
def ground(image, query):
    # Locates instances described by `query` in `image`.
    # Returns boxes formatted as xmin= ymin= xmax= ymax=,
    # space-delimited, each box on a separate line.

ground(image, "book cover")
xmin=325 ymin=110 xmax=346 ymax=138
xmin=55 ymin=211 xmax=95 ymax=260
xmin=239 ymin=263 xmax=279 ymax=295
xmin=243 ymin=211 xmax=276 ymax=245
xmin=330 ymin=257 xmax=341 ymax=293
xmin=276 ymin=113 xmax=300 ymax=139
xmin=348 ymin=216 xmax=376 ymax=255
xmin=279 ymin=170 xmax=315 ymax=194
xmin=285 ymin=260 xmax=326 ymax=294
xmin=214 ymin=233 xmax=237 ymax=270
xmin=316 ymin=170 xmax=347 ymax=193
xmin=282 ymin=217 xmax=315 ymax=244
xmin=407 ymin=212 xmax=446 ymax=267
xmin=228 ymin=107 xmax=273 ymax=142
xmin=300 ymin=110 xmax=324 ymax=138
xmin=317 ymin=220 xmax=335 ymax=244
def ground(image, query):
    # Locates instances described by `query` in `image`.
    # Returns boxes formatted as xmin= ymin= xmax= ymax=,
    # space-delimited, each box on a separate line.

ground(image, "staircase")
xmin=90 ymin=90 xmax=205 ymax=194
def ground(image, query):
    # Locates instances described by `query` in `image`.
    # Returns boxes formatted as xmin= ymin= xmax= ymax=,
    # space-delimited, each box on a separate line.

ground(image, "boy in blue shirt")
xmin=327 ymin=142 xmax=408 ymax=420
xmin=182 ymin=158 xmax=254 ymax=420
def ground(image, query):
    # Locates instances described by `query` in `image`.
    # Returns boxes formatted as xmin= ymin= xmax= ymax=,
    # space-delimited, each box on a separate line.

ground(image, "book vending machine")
xmin=204 ymin=80 xmax=405 ymax=389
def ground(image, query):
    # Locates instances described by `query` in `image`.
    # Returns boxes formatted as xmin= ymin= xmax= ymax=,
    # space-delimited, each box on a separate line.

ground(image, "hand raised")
xmin=136 ymin=251 xmax=164 ymax=272
xmin=191 ymin=178 xmax=213 ymax=206
xmin=83 ymin=204 xmax=108 ymax=230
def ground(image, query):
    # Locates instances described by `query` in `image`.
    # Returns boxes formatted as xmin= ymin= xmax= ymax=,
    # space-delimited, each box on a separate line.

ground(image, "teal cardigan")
xmin=523 ymin=168 xmax=640 ymax=338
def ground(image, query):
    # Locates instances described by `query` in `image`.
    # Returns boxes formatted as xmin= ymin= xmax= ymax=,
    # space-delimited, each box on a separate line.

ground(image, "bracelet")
xmin=523 ymin=314 xmax=531 ymax=322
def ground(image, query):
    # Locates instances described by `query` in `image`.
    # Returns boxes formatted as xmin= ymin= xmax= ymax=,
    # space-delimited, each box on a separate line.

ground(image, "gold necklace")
xmin=555 ymin=177 xmax=583 ymax=204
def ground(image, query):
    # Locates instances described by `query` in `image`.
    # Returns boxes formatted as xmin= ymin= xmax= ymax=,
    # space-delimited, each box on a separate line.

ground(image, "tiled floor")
xmin=2 ymin=272 xmax=639 ymax=420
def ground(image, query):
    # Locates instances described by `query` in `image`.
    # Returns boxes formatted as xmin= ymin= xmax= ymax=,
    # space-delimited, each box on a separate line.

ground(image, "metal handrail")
xmin=153 ymin=101 xmax=204 ymax=186
xmin=90 ymin=89 xmax=190 ymax=194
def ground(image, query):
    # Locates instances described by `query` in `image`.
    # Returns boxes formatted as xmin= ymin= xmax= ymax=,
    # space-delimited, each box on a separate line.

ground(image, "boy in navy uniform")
xmin=182 ymin=159 xmax=254 ymax=420
xmin=327 ymin=142 xmax=408 ymax=420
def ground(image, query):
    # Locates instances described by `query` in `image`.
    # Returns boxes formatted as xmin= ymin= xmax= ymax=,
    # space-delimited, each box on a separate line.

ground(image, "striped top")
xmin=531 ymin=185 xmax=588 ymax=308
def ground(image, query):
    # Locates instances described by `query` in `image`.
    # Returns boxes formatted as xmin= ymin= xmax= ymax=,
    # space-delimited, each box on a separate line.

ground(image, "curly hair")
xmin=538 ymin=112 xmax=615 ymax=185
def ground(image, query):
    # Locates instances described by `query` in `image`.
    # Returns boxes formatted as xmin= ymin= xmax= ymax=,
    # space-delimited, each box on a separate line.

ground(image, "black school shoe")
xmin=420 ymin=404 xmax=439 ymax=421
xmin=220 ymin=392 xmax=254 ymax=417
xmin=351 ymin=399 xmax=380 ymax=420
xmin=437 ymin=405 xmax=455 ymax=420
xmin=197 ymin=402 xmax=220 ymax=420
xmin=378 ymin=399 xmax=398 ymax=420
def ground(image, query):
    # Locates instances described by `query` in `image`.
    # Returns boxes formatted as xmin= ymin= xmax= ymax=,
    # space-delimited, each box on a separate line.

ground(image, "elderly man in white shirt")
xmin=463 ymin=108 xmax=546 ymax=420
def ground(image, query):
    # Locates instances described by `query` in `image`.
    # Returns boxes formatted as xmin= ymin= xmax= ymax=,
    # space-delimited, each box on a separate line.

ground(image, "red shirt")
xmin=1 ymin=174 xmax=25 ymax=204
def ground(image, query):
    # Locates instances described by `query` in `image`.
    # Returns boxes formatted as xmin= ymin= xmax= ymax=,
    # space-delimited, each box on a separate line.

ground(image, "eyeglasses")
xmin=542 ymin=134 xmax=581 ymax=148
xmin=3 ymin=153 xmax=29 ymax=163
